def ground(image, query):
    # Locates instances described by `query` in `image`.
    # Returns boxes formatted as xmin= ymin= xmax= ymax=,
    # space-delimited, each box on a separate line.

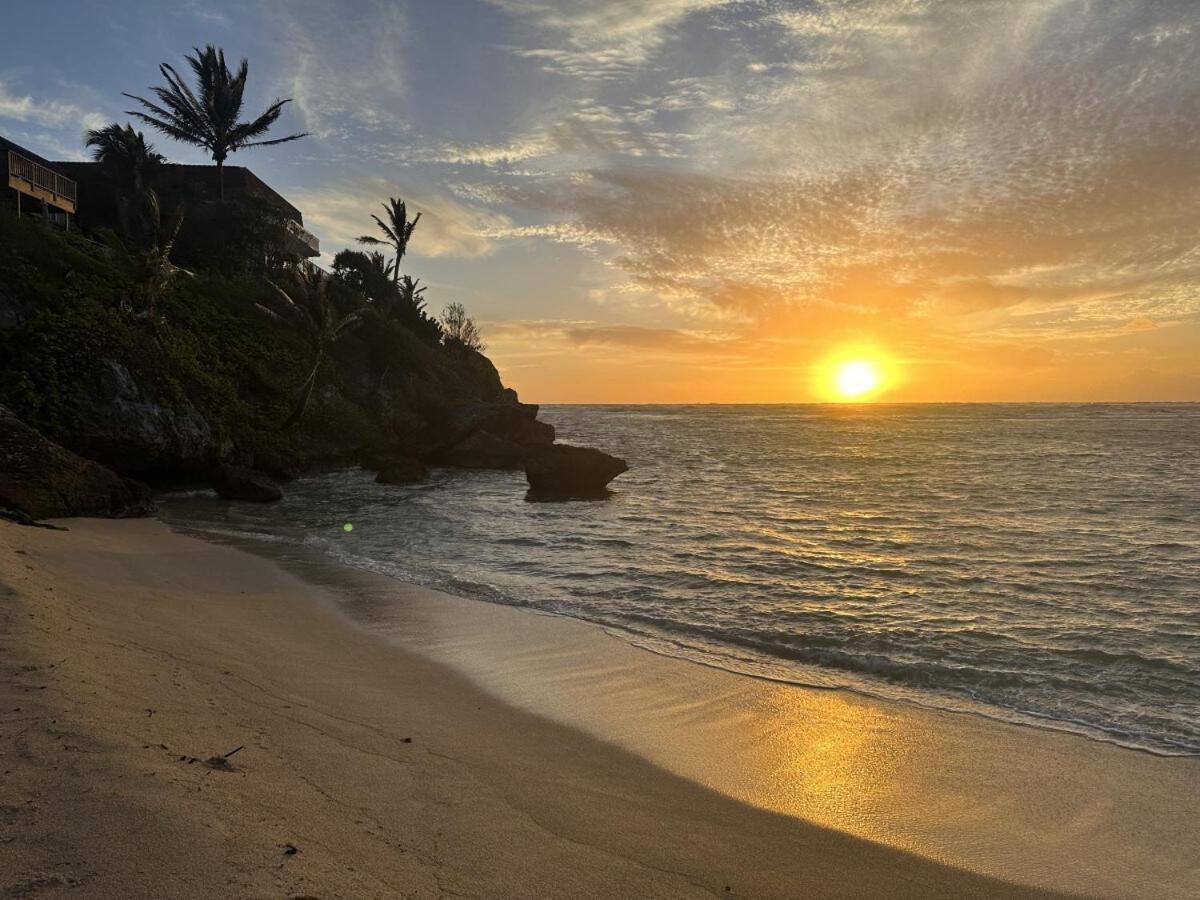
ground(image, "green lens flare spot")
xmin=342 ymin=523 xmax=354 ymax=533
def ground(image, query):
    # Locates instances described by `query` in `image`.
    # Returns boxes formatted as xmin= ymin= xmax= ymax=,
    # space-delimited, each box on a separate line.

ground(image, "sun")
xmin=834 ymin=360 xmax=881 ymax=400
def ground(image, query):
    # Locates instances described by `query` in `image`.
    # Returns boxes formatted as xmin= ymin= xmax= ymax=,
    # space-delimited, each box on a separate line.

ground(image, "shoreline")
xmin=162 ymin=458 xmax=1200 ymax=763
xmin=214 ymin=524 xmax=1200 ymax=898
xmin=178 ymin=515 xmax=1193 ymax=759
xmin=2 ymin=519 xmax=1195 ymax=898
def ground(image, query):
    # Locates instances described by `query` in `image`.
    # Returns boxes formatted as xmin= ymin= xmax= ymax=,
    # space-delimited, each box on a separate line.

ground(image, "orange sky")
xmin=11 ymin=0 xmax=1195 ymax=402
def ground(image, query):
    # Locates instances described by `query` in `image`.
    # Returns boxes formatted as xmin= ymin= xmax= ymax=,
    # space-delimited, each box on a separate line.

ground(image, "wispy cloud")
xmin=487 ymin=0 xmax=740 ymax=78
xmin=0 ymin=81 xmax=106 ymax=133
xmin=465 ymin=0 xmax=1200 ymax=350
xmin=271 ymin=0 xmax=409 ymax=140
xmin=434 ymin=101 xmax=691 ymax=167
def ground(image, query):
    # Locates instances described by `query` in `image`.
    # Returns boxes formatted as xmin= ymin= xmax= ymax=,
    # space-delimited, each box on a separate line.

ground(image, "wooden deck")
xmin=8 ymin=149 xmax=77 ymax=214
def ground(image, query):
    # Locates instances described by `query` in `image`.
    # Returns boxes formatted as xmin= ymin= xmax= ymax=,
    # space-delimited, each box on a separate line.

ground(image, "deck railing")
xmin=8 ymin=150 xmax=77 ymax=208
xmin=285 ymin=217 xmax=320 ymax=256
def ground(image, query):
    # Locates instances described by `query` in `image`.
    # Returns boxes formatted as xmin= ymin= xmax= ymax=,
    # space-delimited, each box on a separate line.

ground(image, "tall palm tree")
xmin=258 ymin=262 xmax=365 ymax=428
xmin=123 ymin=45 xmax=307 ymax=201
xmin=358 ymin=198 xmax=420 ymax=288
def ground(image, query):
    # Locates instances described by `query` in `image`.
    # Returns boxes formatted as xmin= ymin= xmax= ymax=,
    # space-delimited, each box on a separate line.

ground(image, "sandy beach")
xmin=2 ymin=519 xmax=1196 ymax=899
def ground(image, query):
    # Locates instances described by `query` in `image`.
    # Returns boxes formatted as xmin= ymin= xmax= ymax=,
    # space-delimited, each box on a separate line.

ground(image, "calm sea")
xmin=163 ymin=404 xmax=1200 ymax=755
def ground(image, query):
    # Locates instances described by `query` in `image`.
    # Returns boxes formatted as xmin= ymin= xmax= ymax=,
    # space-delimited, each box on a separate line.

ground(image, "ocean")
xmin=162 ymin=403 xmax=1200 ymax=756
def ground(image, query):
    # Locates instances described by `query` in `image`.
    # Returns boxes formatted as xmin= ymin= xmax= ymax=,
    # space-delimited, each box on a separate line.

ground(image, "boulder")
xmin=422 ymin=400 xmax=540 ymax=453
xmin=213 ymin=464 xmax=283 ymax=502
xmin=375 ymin=458 xmax=429 ymax=485
xmin=0 ymin=405 xmax=155 ymax=519
xmin=525 ymin=444 xmax=629 ymax=498
xmin=67 ymin=360 xmax=217 ymax=479
xmin=508 ymin=418 xmax=555 ymax=449
xmin=440 ymin=432 xmax=527 ymax=470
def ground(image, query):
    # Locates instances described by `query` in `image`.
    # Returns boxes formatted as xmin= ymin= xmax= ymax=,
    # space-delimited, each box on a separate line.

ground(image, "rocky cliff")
xmin=0 ymin=212 xmax=556 ymax=506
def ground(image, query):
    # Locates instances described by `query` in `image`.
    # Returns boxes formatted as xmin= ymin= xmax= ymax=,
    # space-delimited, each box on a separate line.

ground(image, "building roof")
xmin=49 ymin=160 xmax=306 ymax=225
xmin=152 ymin=164 xmax=305 ymax=224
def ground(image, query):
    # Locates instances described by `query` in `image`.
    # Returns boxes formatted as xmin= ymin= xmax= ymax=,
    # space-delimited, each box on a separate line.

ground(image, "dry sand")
xmin=0 ymin=518 xmax=1180 ymax=898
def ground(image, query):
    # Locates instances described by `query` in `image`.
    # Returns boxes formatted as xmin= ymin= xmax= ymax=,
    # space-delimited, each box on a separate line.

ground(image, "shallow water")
xmin=163 ymin=403 xmax=1200 ymax=755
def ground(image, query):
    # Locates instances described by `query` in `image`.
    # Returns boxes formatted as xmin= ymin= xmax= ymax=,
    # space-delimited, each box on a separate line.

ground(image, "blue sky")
xmin=3 ymin=1 xmax=1198 ymax=401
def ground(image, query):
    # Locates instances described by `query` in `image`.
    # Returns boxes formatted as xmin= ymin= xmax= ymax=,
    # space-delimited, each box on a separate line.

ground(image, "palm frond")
xmin=369 ymin=214 xmax=400 ymax=246
xmin=124 ymin=45 xmax=306 ymax=169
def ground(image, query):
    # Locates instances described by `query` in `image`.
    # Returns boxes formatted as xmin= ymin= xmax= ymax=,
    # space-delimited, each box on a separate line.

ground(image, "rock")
xmin=0 ymin=405 xmax=155 ymax=519
xmin=508 ymin=418 xmax=555 ymax=448
xmin=525 ymin=444 xmax=629 ymax=498
xmin=440 ymin=432 xmax=527 ymax=469
xmin=67 ymin=360 xmax=217 ymax=479
xmin=375 ymin=458 xmax=428 ymax=484
xmin=251 ymin=448 xmax=303 ymax=483
xmin=213 ymin=464 xmax=283 ymax=502
xmin=0 ymin=505 xmax=66 ymax=529
xmin=422 ymin=400 xmax=540 ymax=454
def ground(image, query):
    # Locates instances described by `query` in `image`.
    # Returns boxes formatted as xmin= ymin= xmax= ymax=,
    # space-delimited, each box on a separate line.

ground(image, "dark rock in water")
xmin=0 ymin=405 xmax=155 ymax=519
xmin=213 ymin=464 xmax=283 ymax=502
xmin=440 ymin=431 xmax=527 ymax=470
xmin=375 ymin=458 xmax=428 ymax=484
xmin=525 ymin=444 xmax=629 ymax=498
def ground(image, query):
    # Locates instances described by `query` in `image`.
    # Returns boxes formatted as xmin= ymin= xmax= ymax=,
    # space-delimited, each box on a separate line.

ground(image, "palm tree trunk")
xmin=280 ymin=357 xmax=321 ymax=430
xmin=217 ymin=160 xmax=225 ymax=203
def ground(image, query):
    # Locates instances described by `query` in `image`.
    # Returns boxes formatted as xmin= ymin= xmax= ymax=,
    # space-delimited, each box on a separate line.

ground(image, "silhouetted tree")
xmin=440 ymin=302 xmax=484 ymax=352
xmin=357 ymin=197 xmax=420 ymax=288
xmin=86 ymin=123 xmax=170 ymax=246
xmin=258 ymin=262 xmax=365 ymax=428
xmin=124 ymin=45 xmax=307 ymax=201
xmin=86 ymin=123 xmax=164 ymax=195
xmin=331 ymin=249 xmax=395 ymax=302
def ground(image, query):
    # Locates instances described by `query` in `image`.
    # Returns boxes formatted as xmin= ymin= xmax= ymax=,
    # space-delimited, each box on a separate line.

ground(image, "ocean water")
xmin=162 ymin=404 xmax=1200 ymax=756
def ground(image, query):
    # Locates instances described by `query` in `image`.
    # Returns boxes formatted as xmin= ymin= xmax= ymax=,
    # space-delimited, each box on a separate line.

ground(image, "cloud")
xmin=463 ymin=0 xmax=1200 ymax=351
xmin=434 ymin=102 xmax=691 ymax=167
xmin=271 ymin=0 xmax=409 ymax=139
xmin=487 ymin=0 xmax=740 ymax=77
xmin=0 ymin=81 xmax=106 ymax=133
xmin=484 ymin=319 xmax=769 ymax=364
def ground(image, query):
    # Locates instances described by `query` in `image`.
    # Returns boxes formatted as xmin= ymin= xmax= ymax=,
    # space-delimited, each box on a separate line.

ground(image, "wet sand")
xmin=1 ymin=518 xmax=1192 ymax=897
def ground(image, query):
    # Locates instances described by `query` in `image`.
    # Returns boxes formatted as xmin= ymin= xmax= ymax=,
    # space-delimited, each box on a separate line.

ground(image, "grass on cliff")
xmin=0 ymin=211 xmax=360 ymax=471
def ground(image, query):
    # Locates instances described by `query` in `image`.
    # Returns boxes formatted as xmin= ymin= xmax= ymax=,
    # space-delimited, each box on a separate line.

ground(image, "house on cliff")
xmin=3 ymin=132 xmax=317 ymax=260
xmin=53 ymin=158 xmax=319 ymax=260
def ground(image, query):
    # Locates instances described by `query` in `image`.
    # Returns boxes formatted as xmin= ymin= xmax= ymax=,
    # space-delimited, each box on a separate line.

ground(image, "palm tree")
xmin=85 ymin=123 xmax=164 ymax=195
xmin=86 ymin=123 xmax=168 ymax=244
xmin=258 ymin=262 xmax=365 ymax=428
xmin=331 ymin=249 xmax=395 ymax=302
xmin=357 ymin=198 xmax=420 ymax=288
xmin=396 ymin=275 xmax=427 ymax=312
xmin=98 ymin=202 xmax=187 ymax=321
xmin=123 ymin=45 xmax=307 ymax=201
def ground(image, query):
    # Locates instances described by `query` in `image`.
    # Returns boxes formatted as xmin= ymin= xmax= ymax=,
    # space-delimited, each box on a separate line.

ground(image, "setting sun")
xmin=834 ymin=360 xmax=881 ymax=400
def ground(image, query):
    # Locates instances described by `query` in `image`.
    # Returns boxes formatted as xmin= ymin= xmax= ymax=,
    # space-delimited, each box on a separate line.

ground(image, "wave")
xmin=160 ymin=402 xmax=1200 ymax=758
